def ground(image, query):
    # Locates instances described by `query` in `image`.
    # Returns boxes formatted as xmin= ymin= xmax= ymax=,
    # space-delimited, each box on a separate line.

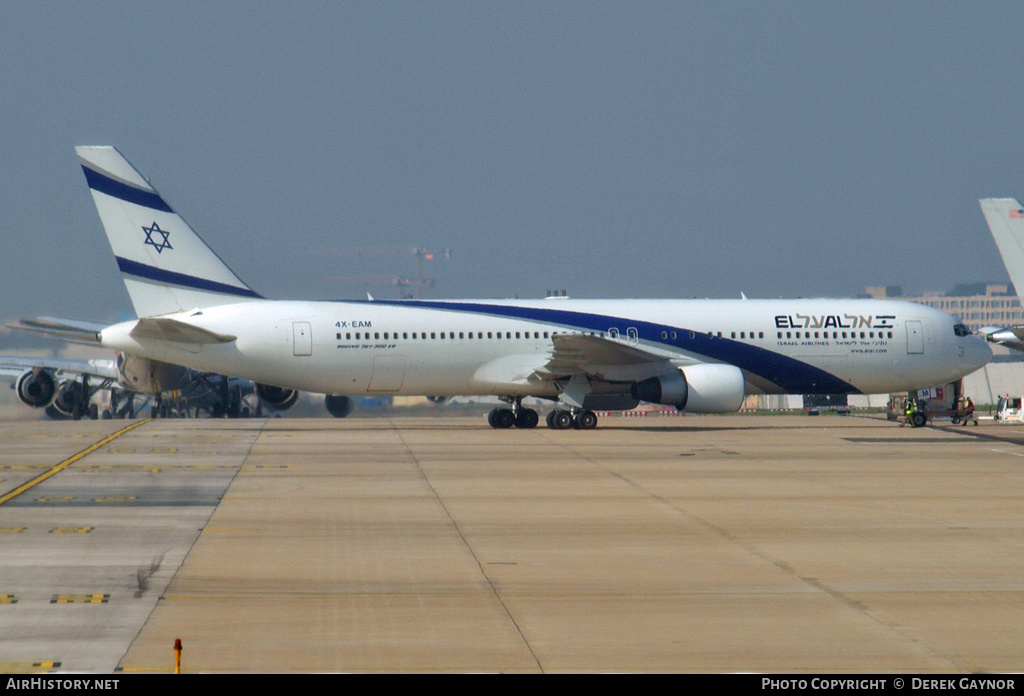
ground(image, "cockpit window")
xmin=953 ymin=324 xmax=972 ymax=337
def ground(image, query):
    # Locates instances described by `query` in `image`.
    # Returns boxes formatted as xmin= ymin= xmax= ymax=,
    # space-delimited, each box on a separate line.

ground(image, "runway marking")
xmin=0 ymin=527 xmax=25 ymax=533
xmin=0 ymin=419 xmax=152 ymax=507
xmin=0 ymin=662 xmax=60 ymax=673
xmin=49 ymin=527 xmax=93 ymax=534
xmin=0 ymin=594 xmax=17 ymax=604
xmin=989 ymin=448 xmax=1024 ymax=458
xmin=50 ymin=594 xmax=108 ymax=604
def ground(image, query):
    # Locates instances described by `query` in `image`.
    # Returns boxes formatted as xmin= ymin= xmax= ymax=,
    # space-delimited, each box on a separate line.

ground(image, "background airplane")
xmin=2 ymin=316 xmax=350 ymax=420
xmin=1 ymin=317 xmax=291 ymax=419
xmin=978 ymin=198 xmax=1024 ymax=351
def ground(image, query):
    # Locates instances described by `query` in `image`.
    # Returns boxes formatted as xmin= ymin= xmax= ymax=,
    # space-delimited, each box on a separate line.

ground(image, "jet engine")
xmin=324 ymin=394 xmax=352 ymax=418
xmin=53 ymin=380 xmax=85 ymax=416
xmin=15 ymin=370 xmax=58 ymax=408
xmin=632 ymin=364 xmax=745 ymax=413
xmin=256 ymin=383 xmax=300 ymax=411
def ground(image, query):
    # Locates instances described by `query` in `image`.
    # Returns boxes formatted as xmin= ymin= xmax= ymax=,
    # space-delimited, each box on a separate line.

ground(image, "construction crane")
xmin=319 ymin=246 xmax=451 ymax=299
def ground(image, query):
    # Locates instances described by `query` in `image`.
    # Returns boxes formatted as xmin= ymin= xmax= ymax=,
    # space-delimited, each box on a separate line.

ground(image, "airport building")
xmin=863 ymin=283 xmax=1023 ymax=333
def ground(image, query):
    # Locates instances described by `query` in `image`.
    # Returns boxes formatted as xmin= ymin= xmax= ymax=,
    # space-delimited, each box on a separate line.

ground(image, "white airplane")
xmin=64 ymin=146 xmax=989 ymax=429
xmin=979 ymin=198 xmax=1024 ymax=351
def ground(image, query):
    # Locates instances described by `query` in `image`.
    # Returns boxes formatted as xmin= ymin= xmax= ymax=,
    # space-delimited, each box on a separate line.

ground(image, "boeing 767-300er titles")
xmin=62 ymin=146 xmax=989 ymax=429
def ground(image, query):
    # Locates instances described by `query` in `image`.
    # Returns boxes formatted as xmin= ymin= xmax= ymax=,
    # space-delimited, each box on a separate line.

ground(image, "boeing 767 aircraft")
xmin=55 ymin=146 xmax=990 ymax=429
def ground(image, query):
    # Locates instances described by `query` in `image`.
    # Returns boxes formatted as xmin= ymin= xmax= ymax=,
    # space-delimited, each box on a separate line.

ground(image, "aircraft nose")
xmin=968 ymin=335 xmax=993 ymax=371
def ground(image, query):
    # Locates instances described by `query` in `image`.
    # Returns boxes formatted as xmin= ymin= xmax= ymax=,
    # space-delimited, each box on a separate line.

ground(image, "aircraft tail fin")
xmin=980 ymin=198 xmax=1024 ymax=299
xmin=76 ymin=146 xmax=262 ymax=317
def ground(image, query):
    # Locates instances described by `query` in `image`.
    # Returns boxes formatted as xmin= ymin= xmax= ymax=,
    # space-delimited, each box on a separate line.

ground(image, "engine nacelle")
xmin=324 ymin=394 xmax=352 ymax=418
xmin=256 ymin=383 xmax=300 ymax=411
xmin=633 ymin=364 xmax=745 ymax=413
xmin=16 ymin=370 xmax=57 ymax=408
xmin=53 ymin=380 xmax=85 ymax=416
xmin=632 ymin=370 xmax=689 ymax=407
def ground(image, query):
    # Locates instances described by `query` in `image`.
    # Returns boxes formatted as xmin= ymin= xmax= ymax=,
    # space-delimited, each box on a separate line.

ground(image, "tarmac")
xmin=1 ymin=413 xmax=1023 ymax=673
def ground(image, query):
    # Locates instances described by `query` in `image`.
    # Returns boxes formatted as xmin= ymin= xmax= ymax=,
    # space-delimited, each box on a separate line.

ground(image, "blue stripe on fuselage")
xmin=363 ymin=299 xmax=859 ymax=394
xmin=115 ymin=257 xmax=264 ymax=299
xmin=82 ymin=165 xmax=175 ymax=213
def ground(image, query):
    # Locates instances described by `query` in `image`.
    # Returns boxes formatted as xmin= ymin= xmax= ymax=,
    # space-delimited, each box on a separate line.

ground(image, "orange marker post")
xmin=174 ymin=638 xmax=182 ymax=674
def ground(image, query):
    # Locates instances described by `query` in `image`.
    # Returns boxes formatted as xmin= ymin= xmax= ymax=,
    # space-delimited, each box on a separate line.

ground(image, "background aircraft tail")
xmin=76 ymin=146 xmax=262 ymax=317
xmin=980 ymin=198 xmax=1024 ymax=300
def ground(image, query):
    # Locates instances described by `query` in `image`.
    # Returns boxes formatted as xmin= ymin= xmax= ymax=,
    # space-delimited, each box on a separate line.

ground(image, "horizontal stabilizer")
xmin=6 ymin=316 xmax=105 ymax=344
xmin=129 ymin=317 xmax=237 ymax=344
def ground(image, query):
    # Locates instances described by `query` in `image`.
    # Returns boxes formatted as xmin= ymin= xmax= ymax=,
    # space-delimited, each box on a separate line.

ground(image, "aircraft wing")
xmin=6 ymin=316 xmax=106 ymax=345
xmin=0 ymin=355 xmax=117 ymax=383
xmin=474 ymin=333 xmax=683 ymax=389
xmin=540 ymin=333 xmax=678 ymax=379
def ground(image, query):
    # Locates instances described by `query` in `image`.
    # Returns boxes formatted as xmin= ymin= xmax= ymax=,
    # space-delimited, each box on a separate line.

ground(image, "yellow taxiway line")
xmin=0 ymin=419 xmax=152 ymax=506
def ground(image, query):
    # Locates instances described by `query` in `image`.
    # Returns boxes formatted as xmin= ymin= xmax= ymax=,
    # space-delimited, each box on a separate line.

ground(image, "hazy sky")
xmin=3 ymin=1 xmax=1024 ymax=328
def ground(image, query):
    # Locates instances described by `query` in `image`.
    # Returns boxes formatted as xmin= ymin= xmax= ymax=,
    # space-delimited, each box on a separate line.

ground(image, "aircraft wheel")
xmin=88 ymin=403 xmax=99 ymax=420
xmin=911 ymin=412 xmax=927 ymax=428
xmin=546 ymin=410 xmax=557 ymax=428
xmin=101 ymin=410 xmax=112 ymax=420
xmin=495 ymin=408 xmax=516 ymax=428
xmin=489 ymin=408 xmax=515 ymax=429
xmin=515 ymin=408 xmax=539 ymax=429
xmin=575 ymin=410 xmax=598 ymax=430
xmin=550 ymin=409 xmax=574 ymax=429
xmin=952 ymin=416 xmax=961 ymax=425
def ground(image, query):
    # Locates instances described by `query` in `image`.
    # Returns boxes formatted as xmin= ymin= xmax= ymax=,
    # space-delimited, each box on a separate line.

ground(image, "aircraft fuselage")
xmin=97 ymin=297 xmax=990 ymax=400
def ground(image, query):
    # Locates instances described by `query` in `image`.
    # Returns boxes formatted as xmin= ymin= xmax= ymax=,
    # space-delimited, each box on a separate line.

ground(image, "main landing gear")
xmin=545 ymin=408 xmax=597 ymax=430
xmin=487 ymin=402 xmax=539 ymax=429
xmin=487 ymin=398 xmax=598 ymax=430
